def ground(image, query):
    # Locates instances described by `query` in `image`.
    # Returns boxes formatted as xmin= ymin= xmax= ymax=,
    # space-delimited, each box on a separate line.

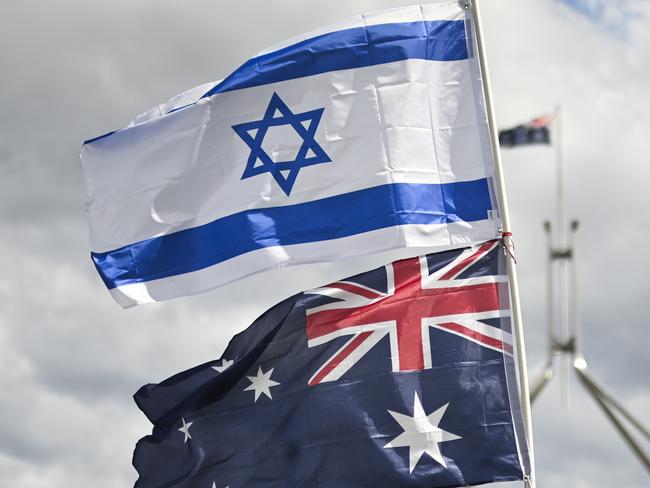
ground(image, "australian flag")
xmin=133 ymin=241 xmax=530 ymax=487
xmin=499 ymin=115 xmax=553 ymax=147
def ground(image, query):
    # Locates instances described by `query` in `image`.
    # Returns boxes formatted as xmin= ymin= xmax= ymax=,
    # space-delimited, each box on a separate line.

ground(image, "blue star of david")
xmin=232 ymin=93 xmax=331 ymax=196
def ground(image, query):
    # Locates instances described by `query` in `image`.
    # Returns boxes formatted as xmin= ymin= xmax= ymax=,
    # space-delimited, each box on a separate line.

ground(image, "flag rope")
xmin=500 ymin=231 xmax=517 ymax=263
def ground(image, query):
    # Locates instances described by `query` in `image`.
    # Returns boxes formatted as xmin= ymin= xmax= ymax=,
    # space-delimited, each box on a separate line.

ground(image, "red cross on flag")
xmin=305 ymin=240 xmax=513 ymax=386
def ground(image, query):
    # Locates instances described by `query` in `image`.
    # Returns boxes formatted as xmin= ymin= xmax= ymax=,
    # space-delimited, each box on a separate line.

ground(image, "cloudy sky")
xmin=1 ymin=0 xmax=648 ymax=487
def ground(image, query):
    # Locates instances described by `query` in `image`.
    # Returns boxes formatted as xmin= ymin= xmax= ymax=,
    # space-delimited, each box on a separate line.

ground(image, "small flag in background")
xmin=80 ymin=2 xmax=502 ymax=308
xmin=133 ymin=241 xmax=530 ymax=487
xmin=498 ymin=115 xmax=553 ymax=147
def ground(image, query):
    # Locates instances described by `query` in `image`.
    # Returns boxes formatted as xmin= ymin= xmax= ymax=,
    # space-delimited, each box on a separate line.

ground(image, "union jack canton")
xmin=306 ymin=240 xmax=513 ymax=386
xmin=133 ymin=240 xmax=530 ymax=488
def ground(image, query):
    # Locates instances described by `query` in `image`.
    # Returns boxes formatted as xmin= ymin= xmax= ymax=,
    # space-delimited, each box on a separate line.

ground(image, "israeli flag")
xmin=81 ymin=2 xmax=501 ymax=308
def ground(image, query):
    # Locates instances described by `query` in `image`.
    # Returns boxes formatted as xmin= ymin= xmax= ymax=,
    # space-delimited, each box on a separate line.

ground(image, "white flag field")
xmin=81 ymin=2 xmax=502 ymax=308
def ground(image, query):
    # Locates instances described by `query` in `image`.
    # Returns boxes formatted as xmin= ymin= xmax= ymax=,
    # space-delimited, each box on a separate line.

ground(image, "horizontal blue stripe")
xmin=92 ymin=179 xmax=493 ymax=289
xmin=83 ymin=20 xmax=466 ymax=145
xmin=84 ymin=130 xmax=117 ymax=145
xmin=202 ymin=20 xmax=467 ymax=98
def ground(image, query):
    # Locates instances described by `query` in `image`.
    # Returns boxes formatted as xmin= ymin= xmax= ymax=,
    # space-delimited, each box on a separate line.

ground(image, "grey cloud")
xmin=1 ymin=0 xmax=649 ymax=487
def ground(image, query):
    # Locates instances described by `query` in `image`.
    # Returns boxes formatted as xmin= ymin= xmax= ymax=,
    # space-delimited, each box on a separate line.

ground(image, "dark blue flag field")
xmin=133 ymin=241 xmax=530 ymax=487
xmin=499 ymin=115 xmax=553 ymax=148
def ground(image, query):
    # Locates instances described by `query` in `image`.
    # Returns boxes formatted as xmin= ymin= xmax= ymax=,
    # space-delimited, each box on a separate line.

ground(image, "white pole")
xmin=569 ymin=220 xmax=581 ymax=360
xmin=554 ymin=105 xmax=570 ymax=408
xmin=544 ymin=221 xmax=555 ymax=360
xmin=555 ymin=106 xmax=565 ymax=247
xmin=528 ymin=221 xmax=555 ymax=405
xmin=467 ymin=1 xmax=536 ymax=485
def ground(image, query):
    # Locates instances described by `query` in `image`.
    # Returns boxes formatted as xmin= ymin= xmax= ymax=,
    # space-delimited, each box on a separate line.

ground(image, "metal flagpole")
xmin=482 ymin=15 xmax=650 ymax=478
xmin=467 ymin=1 xmax=536 ymax=486
xmin=531 ymin=107 xmax=573 ymax=407
xmin=568 ymin=219 xmax=581 ymax=362
xmin=531 ymin=206 xmax=650 ymax=472
xmin=555 ymin=106 xmax=565 ymax=247
xmin=530 ymin=221 xmax=555 ymax=404
xmin=554 ymin=105 xmax=571 ymax=409
xmin=523 ymin=107 xmax=650 ymax=474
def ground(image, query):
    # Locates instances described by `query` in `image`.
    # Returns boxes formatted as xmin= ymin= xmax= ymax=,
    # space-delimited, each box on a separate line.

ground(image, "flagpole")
xmin=530 ymin=221 xmax=555 ymax=404
xmin=467 ymin=1 xmax=536 ymax=486
xmin=554 ymin=105 xmax=571 ymax=409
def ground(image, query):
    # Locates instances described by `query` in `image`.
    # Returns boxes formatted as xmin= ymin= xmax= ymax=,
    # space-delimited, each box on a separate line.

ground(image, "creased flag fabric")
xmin=498 ymin=115 xmax=553 ymax=147
xmin=81 ymin=2 xmax=501 ymax=307
xmin=133 ymin=241 xmax=530 ymax=487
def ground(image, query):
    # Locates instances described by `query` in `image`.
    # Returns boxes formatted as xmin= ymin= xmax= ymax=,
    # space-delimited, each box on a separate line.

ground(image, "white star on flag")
xmin=177 ymin=417 xmax=193 ymax=443
xmin=244 ymin=366 xmax=280 ymax=402
xmin=384 ymin=393 xmax=461 ymax=473
xmin=212 ymin=483 xmax=229 ymax=488
xmin=211 ymin=359 xmax=234 ymax=373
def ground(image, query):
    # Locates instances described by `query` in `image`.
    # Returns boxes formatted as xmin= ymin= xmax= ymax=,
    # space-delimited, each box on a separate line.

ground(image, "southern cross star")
xmin=232 ymin=92 xmax=331 ymax=196
xmin=211 ymin=358 xmax=234 ymax=373
xmin=178 ymin=417 xmax=194 ymax=443
xmin=244 ymin=366 xmax=280 ymax=402
xmin=384 ymin=392 xmax=462 ymax=473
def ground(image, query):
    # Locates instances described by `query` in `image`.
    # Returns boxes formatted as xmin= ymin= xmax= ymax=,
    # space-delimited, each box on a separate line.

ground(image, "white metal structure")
xmin=529 ymin=107 xmax=650 ymax=473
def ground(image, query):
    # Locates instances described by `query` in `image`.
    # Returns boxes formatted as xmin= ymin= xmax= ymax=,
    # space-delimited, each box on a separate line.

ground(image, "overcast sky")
xmin=1 ymin=0 xmax=649 ymax=487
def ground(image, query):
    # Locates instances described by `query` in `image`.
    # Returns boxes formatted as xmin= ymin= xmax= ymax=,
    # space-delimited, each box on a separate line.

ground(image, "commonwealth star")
xmin=244 ymin=366 xmax=280 ymax=402
xmin=211 ymin=358 xmax=234 ymax=373
xmin=384 ymin=392 xmax=461 ymax=473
